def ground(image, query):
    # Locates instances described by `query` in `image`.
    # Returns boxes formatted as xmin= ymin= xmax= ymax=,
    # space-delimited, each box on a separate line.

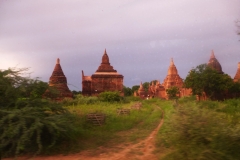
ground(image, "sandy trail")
xmin=4 ymin=107 xmax=164 ymax=160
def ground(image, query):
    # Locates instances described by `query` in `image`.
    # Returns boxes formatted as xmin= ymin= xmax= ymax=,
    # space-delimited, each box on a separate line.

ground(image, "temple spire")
xmin=170 ymin=58 xmax=174 ymax=66
xmin=96 ymin=49 xmax=117 ymax=72
xmin=57 ymin=58 xmax=60 ymax=64
xmin=210 ymin=50 xmax=215 ymax=58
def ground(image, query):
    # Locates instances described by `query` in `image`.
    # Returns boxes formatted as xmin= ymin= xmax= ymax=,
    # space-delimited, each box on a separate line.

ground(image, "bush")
xmin=98 ymin=91 xmax=122 ymax=102
xmin=0 ymin=102 xmax=75 ymax=157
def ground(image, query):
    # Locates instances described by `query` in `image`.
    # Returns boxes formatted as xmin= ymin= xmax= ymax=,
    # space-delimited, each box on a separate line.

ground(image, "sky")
xmin=0 ymin=0 xmax=240 ymax=91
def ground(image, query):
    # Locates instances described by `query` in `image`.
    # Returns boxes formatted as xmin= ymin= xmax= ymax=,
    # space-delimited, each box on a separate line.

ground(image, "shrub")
xmin=0 ymin=102 xmax=75 ymax=157
xmin=98 ymin=91 xmax=122 ymax=102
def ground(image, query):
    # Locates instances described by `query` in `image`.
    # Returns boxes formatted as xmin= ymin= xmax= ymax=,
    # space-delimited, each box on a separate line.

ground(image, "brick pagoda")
xmin=43 ymin=58 xmax=73 ymax=100
xmin=163 ymin=58 xmax=184 ymax=89
xmin=82 ymin=49 xmax=124 ymax=96
xmin=207 ymin=50 xmax=223 ymax=73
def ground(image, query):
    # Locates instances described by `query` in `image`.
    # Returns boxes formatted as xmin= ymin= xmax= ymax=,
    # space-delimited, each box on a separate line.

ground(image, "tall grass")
xmin=157 ymin=98 xmax=240 ymax=160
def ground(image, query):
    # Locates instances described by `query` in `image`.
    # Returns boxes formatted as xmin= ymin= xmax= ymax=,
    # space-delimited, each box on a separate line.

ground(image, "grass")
xmin=44 ymin=98 xmax=164 ymax=155
xmin=156 ymin=97 xmax=240 ymax=160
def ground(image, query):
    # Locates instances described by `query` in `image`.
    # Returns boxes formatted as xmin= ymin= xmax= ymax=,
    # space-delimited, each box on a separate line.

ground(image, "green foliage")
xmin=72 ymin=90 xmax=82 ymax=98
xmin=125 ymin=96 xmax=142 ymax=102
xmin=158 ymin=99 xmax=240 ymax=160
xmin=0 ymin=68 xmax=52 ymax=108
xmin=228 ymin=81 xmax=240 ymax=98
xmin=0 ymin=68 xmax=29 ymax=108
xmin=123 ymin=86 xmax=132 ymax=96
xmin=0 ymin=101 xmax=75 ymax=157
xmin=61 ymin=94 xmax=99 ymax=106
xmin=0 ymin=68 xmax=78 ymax=157
xmin=184 ymin=64 xmax=234 ymax=100
xmin=98 ymin=91 xmax=122 ymax=102
xmin=142 ymin=82 xmax=150 ymax=92
xmin=166 ymin=86 xmax=180 ymax=100
xmin=19 ymin=80 xmax=49 ymax=99
xmin=131 ymin=85 xmax=140 ymax=93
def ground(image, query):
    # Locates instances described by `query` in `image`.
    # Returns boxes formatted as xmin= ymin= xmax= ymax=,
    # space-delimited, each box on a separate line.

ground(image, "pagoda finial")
xmin=104 ymin=48 xmax=107 ymax=55
xmin=211 ymin=50 xmax=215 ymax=58
xmin=57 ymin=58 xmax=60 ymax=64
xmin=170 ymin=58 xmax=174 ymax=65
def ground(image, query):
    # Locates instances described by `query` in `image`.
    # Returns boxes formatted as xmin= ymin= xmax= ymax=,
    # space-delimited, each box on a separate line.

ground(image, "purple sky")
xmin=0 ymin=0 xmax=240 ymax=91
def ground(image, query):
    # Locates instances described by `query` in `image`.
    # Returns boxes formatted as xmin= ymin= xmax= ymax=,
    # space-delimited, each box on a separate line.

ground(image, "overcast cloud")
xmin=0 ymin=0 xmax=240 ymax=91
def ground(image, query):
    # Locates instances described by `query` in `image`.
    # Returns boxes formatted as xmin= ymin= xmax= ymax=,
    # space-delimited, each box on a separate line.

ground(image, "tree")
xmin=0 ymin=68 xmax=30 ymax=108
xmin=19 ymin=79 xmax=49 ymax=99
xmin=228 ymin=80 xmax=240 ymax=98
xmin=131 ymin=85 xmax=140 ymax=93
xmin=142 ymin=82 xmax=150 ymax=92
xmin=150 ymin=80 xmax=158 ymax=85
xmin=123 ymin=86 xmax=132 ymax=96
xmin=166 ymin=86 xmax=180 ymax=100
xmin=184 ymin=64 xmax=234 ymax=100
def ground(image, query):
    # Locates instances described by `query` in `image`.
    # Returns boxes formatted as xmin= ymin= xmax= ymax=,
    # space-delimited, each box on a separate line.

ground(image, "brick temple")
xmin=82 ymin=49 xmax=124 ymax=96
xmin=134 ymin=58 xmax=191 ymax=99
xmin=43 ymin=58 xmax=73 ymax=100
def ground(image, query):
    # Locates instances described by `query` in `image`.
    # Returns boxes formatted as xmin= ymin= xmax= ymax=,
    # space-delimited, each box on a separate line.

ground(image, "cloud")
xmin=0 ymin=0 xmax=240 ymax=90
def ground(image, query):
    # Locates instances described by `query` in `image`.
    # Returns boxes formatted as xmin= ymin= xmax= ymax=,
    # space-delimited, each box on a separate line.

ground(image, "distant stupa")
xmin=162 ymin=58 xmax=184 ymax=89
xmin=43 ymin=58 xmax=73 ymax=100
xmin=207 ymin=50 xmax=223 ymax=73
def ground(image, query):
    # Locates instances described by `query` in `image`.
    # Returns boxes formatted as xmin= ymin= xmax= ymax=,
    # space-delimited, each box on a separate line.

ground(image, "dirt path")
xmin=4 ymin=107 xmax=164 ymax=160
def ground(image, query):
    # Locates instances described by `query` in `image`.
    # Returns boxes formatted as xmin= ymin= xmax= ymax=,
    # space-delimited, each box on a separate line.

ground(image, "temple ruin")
xmin=134 ymin=58 xmax=191 ymax=99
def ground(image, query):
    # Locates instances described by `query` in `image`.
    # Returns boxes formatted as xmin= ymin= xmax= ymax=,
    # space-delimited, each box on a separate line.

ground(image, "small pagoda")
xmin=43 ymin=58 xmax=73 ymax=100
xmin=162 ymin=58 xmax=184 ymax=89
xmin=207 ymin=50 xmax=223 ymax=73
xmin=234 ymin=62 xmax=240 ymax=82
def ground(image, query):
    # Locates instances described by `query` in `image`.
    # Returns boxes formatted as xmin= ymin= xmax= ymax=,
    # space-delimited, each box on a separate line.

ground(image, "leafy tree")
xmin=19 ymin=80 xmax=49 ymax=99
xmin=184 ymin=64 xmax=234 ymax=100
xmin=228 ymin=81 xmax=240 ymax=98
xmin=123 ymin=86 xmax=132 ymax=96
xmin=131 ymin=85 xmax=140 ymax=93
xmin=166 ymin=86 xmax=180 ymax=100
xmin=0 ymin=68 xmax=30 ymax=108
xmin=150 ymin=80 xmax=158 ymax=85
xmin=142 ymin=82 xmax=150 ymax=92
